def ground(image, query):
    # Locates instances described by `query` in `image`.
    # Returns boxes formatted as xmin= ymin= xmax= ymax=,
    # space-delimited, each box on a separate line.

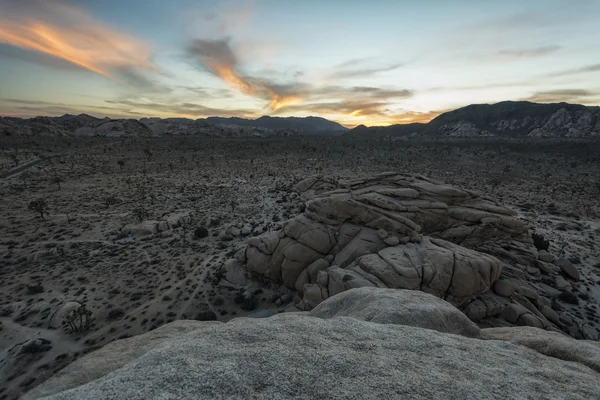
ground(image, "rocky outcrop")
xmin=228 ymin=173 xmax=565 ymax=332
xmin=309 ymin=287 xmax=480 ymax=337
xmin=25 ymin=290 xmax=600 ymax=399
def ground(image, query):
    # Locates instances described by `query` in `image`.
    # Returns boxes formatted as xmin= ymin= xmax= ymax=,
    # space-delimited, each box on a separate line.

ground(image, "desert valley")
xmin=1 ymin=102 xmax=600 ymax=399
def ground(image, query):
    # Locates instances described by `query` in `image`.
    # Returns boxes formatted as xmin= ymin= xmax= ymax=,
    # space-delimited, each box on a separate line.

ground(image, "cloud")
xmin=524 ymin=89 xmax=597 ymax=103
xmin=331 ymin=58 xmax=405 ymax=79
xmin=187 ymin=38 xmax=300 ymax=110
xmin=497 ymin=45 xmax=561 ymax=59
xmin=186 ymin=36 xmax=415 ymax=118
xmin=547 ymin=64 xmax=600 ymax=78
xmin=0 ymin=0 xmax=155 ymax=82
xmin=105 ymin=99 xmax=257 ymax=119
xmin=0 ymin=97 xmax=145 ymax=118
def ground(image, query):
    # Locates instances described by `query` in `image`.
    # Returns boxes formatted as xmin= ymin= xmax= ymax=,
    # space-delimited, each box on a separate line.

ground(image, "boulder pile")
xmin=227 ymin=173 xmax=583 ymax=333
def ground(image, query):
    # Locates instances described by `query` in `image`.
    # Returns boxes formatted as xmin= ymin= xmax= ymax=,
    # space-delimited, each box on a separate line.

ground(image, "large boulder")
xmin=28 ymin=314 xmax=600 ymax=399
xmin=23 ymin=321 xmax=218 ymax=400
xmin=309 ymin=287 xmax=480 ymax=337
xmin=481 ymin=326 xmax=600 ymax=373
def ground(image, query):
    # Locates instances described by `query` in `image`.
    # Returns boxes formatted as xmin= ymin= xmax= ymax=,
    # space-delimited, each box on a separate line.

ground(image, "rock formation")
xmin=25 ymin=289 xmax=600 ymax=399
xmin=227 ymin=172 xmax=585 ymax=334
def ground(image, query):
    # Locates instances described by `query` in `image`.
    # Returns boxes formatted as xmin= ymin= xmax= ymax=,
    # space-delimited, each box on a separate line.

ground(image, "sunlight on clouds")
xmin=0 ymin=1 xmax=154 ymax=82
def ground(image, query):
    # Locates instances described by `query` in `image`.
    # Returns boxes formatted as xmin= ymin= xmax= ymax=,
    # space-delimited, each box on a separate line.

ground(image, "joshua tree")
xmin=19 ymin=170 xmax=30 ymax=189
xmin=51 ymin=175 xmax=63 ymax=190
xmin=64 ymin=303 xmax=93 ymax=334
xmin=103 ymin=195 xmax=118 ymax=208
xmin=28 ymin=198 xmax=49 ymax=219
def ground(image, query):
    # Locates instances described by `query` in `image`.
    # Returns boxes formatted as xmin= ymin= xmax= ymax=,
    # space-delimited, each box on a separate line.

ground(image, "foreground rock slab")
xmin=30 ymin=315 xmax=600 ymax=399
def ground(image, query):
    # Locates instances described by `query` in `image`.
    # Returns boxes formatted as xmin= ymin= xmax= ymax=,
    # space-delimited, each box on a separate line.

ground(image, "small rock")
xmin=518 ymin=313 xmax=543 ymax=329
xmin=538 ymin=250 xmax=555 ymax=263
xmin=501 ymin=303 xmax=529 ymax=324
xmin=556 ymin=258 xmax=580 ymax=281
xmin=377 ymin=229 xmax=388 ymax=240
xmin=540 ymin=305 xmax=560 ymax=325
xmin=554 ymin=276 xmax=571 ymax=291
xmin=280 ymin=294 xmax=292 ymax=303
xmin=493 ymin=280 xmax=515 ymax=297
xmin=230 ymin=228 xmax=241 ymax=237
xmin=383 ymin=236 xmax=400 ymax=246
xmin=241 ymin=225 xmax=252 ymax=236
xmin=515 ymin=286 xmax=538 ymax=301
xmin=316 ymin=270 xmax=329 ymax=286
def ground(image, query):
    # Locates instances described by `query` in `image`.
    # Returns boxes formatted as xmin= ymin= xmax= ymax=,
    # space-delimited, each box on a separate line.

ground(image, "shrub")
xmin=131 ymin=206 xmax=149 ymax=222
xmin=104 ymin=195 xmax=118 ymax=208
xmin=532 ymin=232 xmax=550 ymax=251
xmin=107 ymin=308 xmax=125 ymax=320
xmin=27 ymin=283 xmax=44 ymax=295
xmin=194 ymin=226 xmax=209 ymax=239
xmin=64 ymin=303 xmax=93 ymax=334
xmin=28 ymin=198 xmax=49 ymax=219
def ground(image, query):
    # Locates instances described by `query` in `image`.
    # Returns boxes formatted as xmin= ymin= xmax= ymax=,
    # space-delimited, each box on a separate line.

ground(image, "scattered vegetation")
xmin=28 ymin=198 xmax=49 ymax=219
xmin=64 ymin=303 xmax=93 ymax=334
xmin=532 ymin=232 xmax=550 ymax=251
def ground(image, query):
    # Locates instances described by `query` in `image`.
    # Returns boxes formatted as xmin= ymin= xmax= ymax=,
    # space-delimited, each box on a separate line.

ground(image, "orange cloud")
xmin=0 ymin=1 xmax=154 ymax=82
xmin=189 ymin=38 xmax=299 ymax=111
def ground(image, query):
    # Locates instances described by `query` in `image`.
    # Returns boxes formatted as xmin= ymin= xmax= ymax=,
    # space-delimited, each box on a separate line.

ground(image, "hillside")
xmin=348 ymin=101 xmax=600 ymax=138
xmin=0 ymin=115 xmax=347 ymax=137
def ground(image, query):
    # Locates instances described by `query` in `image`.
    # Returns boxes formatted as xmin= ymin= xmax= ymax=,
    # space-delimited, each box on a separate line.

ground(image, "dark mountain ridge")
xmin=348 ymin=101 xmax=600 ymax=138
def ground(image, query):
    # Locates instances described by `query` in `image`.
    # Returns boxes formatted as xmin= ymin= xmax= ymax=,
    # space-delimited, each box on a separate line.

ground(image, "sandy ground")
xmin=1 ymin=136 xmax=599 ymax=399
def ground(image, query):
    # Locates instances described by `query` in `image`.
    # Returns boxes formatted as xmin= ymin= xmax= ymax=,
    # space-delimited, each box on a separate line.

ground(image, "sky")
xmin=0 ymin=0 xmax=599 ymax=127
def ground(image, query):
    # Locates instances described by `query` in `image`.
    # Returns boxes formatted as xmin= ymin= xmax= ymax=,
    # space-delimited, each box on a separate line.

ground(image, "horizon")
xmin=1 ymin=1 xmax=600 ymax=127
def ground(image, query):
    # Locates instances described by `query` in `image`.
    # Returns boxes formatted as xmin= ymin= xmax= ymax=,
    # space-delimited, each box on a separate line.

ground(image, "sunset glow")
xmin=1 ymin=0 xmax=599 ymax=127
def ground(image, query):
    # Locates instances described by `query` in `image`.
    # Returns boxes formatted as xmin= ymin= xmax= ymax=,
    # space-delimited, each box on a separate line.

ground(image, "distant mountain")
xmin=348 ymin=101 xmax=600 ymax=138
xmin=0 ymin=114 xmax=348 ymax=137
xmin=346 ymin=123 xmax=425 ymax=137
xmin=205 ymin=115 xmax=348 ymax=134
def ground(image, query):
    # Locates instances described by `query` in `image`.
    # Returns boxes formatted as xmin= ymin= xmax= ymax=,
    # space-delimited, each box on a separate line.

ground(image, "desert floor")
xmin=1 ymin=136 xmax=599 ymax=399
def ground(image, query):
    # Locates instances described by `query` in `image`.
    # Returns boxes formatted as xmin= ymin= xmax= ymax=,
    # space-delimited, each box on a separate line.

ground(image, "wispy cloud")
xmin=0 ymin=0 xmax=155 ymax=82
xmin=546 ymin=63 xmax=600 ymax=78
xmin=524 ymin=89 xmax=597 ymax=103
xmin=187 ymin=38 xmax=300 ymax=110
xmin=330 ymin=58 xmax=405 ymax=79
xmin=497 ymin=45 xmax=561 ymax=59
xmin=105 ymin=98 xmax=257 ymax=119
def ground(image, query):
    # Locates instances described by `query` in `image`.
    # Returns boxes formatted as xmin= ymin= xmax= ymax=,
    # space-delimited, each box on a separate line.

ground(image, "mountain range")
xmin=1 ymin=101 xmax=599 ymax=138
xmin=348 ymin=101 xmax=600 ymax=138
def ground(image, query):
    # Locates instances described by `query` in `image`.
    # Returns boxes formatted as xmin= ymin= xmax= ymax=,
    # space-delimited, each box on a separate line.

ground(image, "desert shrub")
xmin=64 ymin=303 xmax=93 ymax=334
xmin=117 ymin=160 xmax=125 ymax=169
xmin=194 ymin=226 xmax=209 ymax=239
xmin=107 ymin=308 xmax=125 ymax=320
xmin=26 ymin=283 xmax=44 ymax=295
xmin=195 ymin=310 xmax=217 ymax=321
xmin=131 ymin=206 xmax=149 ymax=222
xmin=532 ymin=232 xmax=550 ymax=251
xmin=104 ymin=195 xmax=118 ymax=208
xmin=28 ymin=198 xmax=49 ymax=219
